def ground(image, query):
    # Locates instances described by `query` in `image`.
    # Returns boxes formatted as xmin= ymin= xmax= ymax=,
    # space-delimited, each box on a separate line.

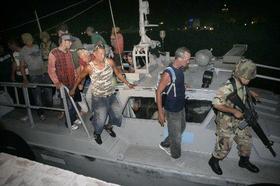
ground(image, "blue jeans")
xmin=91 ymin=94 xmax=122 ymax=134
xmin=29 ymin=75 xmax=44 ymax=116
xmin=42 ymin=73 xmax=54 ymax=106
xmin=57 ymin=90 xmax=77 ymax=127
xmin=163 ymin=108 xmax=186 ymax=158
xmin=65 ymin=94 xmax=77 ymax=127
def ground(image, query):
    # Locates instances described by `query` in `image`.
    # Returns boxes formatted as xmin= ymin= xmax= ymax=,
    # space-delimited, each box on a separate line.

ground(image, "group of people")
xmin=0 ymin=23 xmax=133 ymax=143
xmin=156 ymin=47 xmax=260 ymax=175
xmin=1 ymin=32 xmax=55 ymax=121
xmin=1 ymin=25 xmax=261 ymax=175
xmin=47 ymin=24 xmax=134 ymax=142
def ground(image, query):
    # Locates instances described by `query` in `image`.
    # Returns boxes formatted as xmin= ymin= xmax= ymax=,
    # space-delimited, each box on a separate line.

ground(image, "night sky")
xmin=0 ymin=0 xmax=278 ymax=36
xmin=0 ymin=0 xmax=279 ymax=90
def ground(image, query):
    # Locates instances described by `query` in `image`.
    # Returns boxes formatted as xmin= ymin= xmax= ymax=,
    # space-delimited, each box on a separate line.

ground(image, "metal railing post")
xmin=60 ymin=86 xmax=72 ymax=133
xmin=14 ymin=86 xmax=19 ymax=104
xmin=22 ymin=86 xmax=35 ymax=127
xmin=63 ymin=86 xmax=92 ymax=139
xmin=0 ymin=82 xmax=92 ymax=139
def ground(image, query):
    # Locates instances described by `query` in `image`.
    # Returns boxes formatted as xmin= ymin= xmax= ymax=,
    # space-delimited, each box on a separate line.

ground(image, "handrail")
xmin=255 ymin=64 xmax=280 ymax=82
xmin=63 ymin=86 xmax=91 ymax=139
xmin=0 ymin=82 xmax=91 ymax=139
xmin=256 ymin=64 xmax=280 ymax=71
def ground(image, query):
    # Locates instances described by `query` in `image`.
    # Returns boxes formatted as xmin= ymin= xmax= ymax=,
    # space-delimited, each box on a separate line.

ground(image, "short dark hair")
xmin=57 ymin=23 xmax=68 ymax=32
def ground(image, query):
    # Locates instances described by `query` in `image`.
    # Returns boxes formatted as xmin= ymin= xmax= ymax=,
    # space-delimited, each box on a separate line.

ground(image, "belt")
xmin=93 ymin=92 xmax=116 ymax=98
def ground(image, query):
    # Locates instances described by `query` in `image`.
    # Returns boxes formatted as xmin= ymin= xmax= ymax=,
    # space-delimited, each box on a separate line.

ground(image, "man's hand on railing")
xmin=126 ymin=82 xmax=136 ymax=89
xmin=78 ymin=84 xmax=83 ymax=90
xmin=69 ymin=88 xmax=76 ymax=97
xmin=249 ymin=90 xmax=260 ymax=102
xmin=55 ymin=82 xmax=63 ymax=89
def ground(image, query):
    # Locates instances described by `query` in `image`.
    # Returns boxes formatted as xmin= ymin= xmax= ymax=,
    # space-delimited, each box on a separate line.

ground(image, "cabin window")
xmin=123 ymin=98 xmax=212 ymax=123
xmin=123 ymin=97 xmax=158 ymax=120
xmin=185 ymin=99 xmax=212 ymax=123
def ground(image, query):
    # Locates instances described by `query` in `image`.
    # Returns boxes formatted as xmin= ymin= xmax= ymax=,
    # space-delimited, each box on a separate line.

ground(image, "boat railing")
xmin=256 ymin=64 xmax=280 ymax=82
xmin=0 ymin=82 xmax=91 ymax=139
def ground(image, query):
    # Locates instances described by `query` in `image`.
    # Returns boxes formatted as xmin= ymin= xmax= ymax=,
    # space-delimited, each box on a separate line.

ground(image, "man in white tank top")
xmin=70 ymin=44 xmax=135 ymax=144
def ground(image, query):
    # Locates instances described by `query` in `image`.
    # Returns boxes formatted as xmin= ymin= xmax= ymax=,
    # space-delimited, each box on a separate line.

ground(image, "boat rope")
xmin=44 ymin=0 xmax=104 ymax=32
xmin=0 ymin=0 xmax=90 ymax=33
xmin=108 ymin=0 xmax=124 ymax=71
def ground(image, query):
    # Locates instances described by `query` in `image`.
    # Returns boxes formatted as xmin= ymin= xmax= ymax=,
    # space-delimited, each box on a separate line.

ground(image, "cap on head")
xmin=61 ymin=34 xmax=75 ymax=42
xmin=234 ymin=58 xmax=256 ymax=80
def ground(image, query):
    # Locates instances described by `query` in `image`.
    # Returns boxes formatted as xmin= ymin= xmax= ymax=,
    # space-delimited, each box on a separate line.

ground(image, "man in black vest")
xmin=156 ymin=47 xmax=191 ymax=159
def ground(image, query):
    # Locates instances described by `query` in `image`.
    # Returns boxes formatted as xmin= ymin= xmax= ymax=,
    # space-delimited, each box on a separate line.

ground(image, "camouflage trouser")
xmin=212 ymin=117 xmax=252 ymax=160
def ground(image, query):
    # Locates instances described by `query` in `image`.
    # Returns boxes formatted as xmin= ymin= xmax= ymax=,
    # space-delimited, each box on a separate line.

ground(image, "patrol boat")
xmin=1 ymin=0 xmax=280 ymax=185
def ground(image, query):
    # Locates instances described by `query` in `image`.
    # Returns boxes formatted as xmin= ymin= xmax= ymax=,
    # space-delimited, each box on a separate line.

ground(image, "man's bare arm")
xmin=69 ymin=65 xmax=91 ymax=96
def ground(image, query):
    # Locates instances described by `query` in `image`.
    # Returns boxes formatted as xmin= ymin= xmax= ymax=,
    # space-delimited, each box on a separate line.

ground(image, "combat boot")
xmin=239 ymin=156 xmax=259 ymax=173
xmin=208 ymin=156 xmax=223 ymax=175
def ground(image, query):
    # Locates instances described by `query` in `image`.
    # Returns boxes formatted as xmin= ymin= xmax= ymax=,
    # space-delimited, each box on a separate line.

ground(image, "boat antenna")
xmin=108 ymin=0 xmax=124 ymax=71
xmin=34 ymin=10 xmax=42 ymax=33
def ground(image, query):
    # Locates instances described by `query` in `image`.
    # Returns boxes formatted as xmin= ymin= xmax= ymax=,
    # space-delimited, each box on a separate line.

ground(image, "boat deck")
xmin=1 ymin=107 xmax=280 ymax=185
xmin=123 ymin=145 xmax=280 ymax=185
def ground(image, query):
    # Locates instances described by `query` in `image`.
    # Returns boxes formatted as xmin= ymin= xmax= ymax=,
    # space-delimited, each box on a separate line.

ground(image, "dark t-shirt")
xmin=164 ymin=65 xmax=185 ymax=112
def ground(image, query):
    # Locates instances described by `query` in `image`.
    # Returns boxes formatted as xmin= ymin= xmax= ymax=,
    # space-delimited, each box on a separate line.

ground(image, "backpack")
xmin=164 ymin=66 xmax=177 ymax=97
xmin=157 ymin=67 xmax=176 ymax=106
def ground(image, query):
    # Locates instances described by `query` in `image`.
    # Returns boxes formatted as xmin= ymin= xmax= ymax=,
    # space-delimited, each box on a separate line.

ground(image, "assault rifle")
xmin=227 ymin=89 xmax=276 ymax=157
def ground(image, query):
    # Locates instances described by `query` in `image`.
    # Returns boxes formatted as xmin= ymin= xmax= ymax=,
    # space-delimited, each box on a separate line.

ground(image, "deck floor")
xmin=1 ymin=108 xmax=280 ymax=185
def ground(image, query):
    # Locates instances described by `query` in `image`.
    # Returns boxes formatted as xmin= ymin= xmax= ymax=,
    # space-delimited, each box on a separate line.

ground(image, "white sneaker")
xmin=39 ymin=114 xmax=46 ymax=121
xmin=71 ymin=124 xmax=79 ymax=130
xmin=159 ymin=143 xmax=171 ymax=156
xmin=74 ymin=119 xmax=82 ymax=125
xmin=20 ymin=115 xmax=29 ymax=121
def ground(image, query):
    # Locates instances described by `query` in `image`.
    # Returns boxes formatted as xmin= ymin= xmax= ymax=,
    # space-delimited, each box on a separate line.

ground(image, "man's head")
xmin=57 ymin=23 xmax=69 ymax=37
xmin=92 ymin=43 xmax=105 ymax=62
xmin=77 ymin=48 xmax=91 ymax=63
xmin=59 ymin=34 xmax=75 ymax=49
xmin=234 ymin=58 xmax=256 ymax=85
xmin=21 ymin=33 xmax=33 ymax=46
xmin=40 ymin=31 xmax=50 ymax=43
xmin=174 ymin=47 xmax=191 ymax=68
xmin=112 ymin=27 xmax=120 ymax=34
xmin=85 ymin=26 xmax=94 ymax=36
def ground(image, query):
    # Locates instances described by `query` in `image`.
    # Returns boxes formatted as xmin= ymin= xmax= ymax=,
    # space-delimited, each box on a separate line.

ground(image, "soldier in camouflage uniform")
xmin=208 ymin=59 xmax=260 ymax=175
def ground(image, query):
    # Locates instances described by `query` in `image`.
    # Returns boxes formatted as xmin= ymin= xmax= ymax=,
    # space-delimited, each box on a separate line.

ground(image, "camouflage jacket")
xmin=212 ymin=77 xmax=247 ymax=124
